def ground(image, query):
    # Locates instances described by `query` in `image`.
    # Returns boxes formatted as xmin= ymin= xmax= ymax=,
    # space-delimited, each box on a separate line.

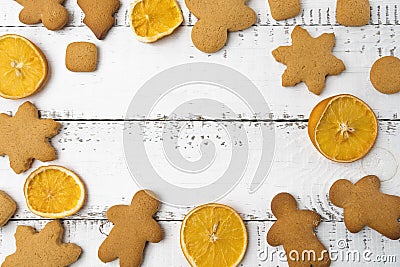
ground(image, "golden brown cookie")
xmin=98 ymin=190 xmax=163 ymax=267
xmin=3 ymin=220 xmax=82 ymax=267
xmin=272 ymin=26 xmax=345 ymax=95
xmin=336 ymin=0 xmax=370 ymax=26
xmin=0 ymin=102 xmax=61 ymax=174
xmin=370 ymin=56 xmax=400 ymax=94
xmin=268 ymin=0 xmax=301 ymax=21
xmin=0 ymin=191 xmax=16 ymax=228
xmin=330 ymin=175 xmax=400 ymax=240
xmin=267 ymin=193 xmax=331 ymax=267
xmin=185 ymin=0 xmax=256 ymax=53
xmin=77 ymin=0 xmax=121 ymax=40
xmin=65 ymin=42 xmax=97 ymax=72
xmin=15 ymin=0 xmax=68 ymax=31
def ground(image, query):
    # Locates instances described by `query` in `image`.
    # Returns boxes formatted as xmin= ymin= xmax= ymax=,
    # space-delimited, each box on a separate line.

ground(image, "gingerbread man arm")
xmin=344 ymin=207 xmax=365 ymax=233
xmin=146 ymin=219 xmax=163 ymax=243
xmin=298 ymin=210 xmax=321 ymax=227
xmin=266 ymin=222 xmax=283 ymax=246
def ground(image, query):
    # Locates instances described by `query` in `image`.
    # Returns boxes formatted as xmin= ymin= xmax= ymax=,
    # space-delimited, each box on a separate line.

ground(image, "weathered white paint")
xmin=0 ymin=2 xmax=399 ymax=120
xmin=0 ymin=121 xmax=398 ymax=221
xmin=0 ymin=220 xmax=399 ymax=266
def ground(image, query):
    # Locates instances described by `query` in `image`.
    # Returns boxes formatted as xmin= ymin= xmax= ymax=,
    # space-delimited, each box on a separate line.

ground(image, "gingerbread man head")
xmin=185 ymin=0 xmax=256 ymax=53
xmin=131 ymin=190 xmax=160 ymax=215
xmin=271 ymin=192 xmax=299 ymax=219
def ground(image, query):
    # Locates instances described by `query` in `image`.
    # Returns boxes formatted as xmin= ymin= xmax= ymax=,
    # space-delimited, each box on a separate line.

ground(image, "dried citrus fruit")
xmin=308 ymin=94 xmax=378 ymax=163
xmin=0 ymin=34 xmax=48 ymax=99
xmin=129 ymin=0 xmax=183 ymax=43
xmin=180 ymin=203 xmax=248 ymax=267
xmin=24 ymin=165 xmax=85 ymax=218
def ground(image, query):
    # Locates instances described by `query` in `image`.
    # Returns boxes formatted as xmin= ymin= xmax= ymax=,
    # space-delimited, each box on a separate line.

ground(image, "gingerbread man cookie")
xmin=77 ymin=0 xmax=121 ymax=40
xmin=330 ymin=175 xmax=400 ymax=240
xmin=0 ymin=102 xmax=61 ymax=174
xmin=15 ymin=0 xmax=69 ymax=30
xmin=272 ymin=26 xmax=345 ymax=95
xmin=3 ymin=220 xmax=82 ymax=267
xmin=185 ymin=0 xmax=256 ymax=53
xmin=267 ymin=193 xmax=331 ymax=267
xmin=98 ymin=190 xmax=163 ymax=267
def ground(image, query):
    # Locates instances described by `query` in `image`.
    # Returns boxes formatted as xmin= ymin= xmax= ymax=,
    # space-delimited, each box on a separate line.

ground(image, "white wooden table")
xmin=1 ymin=0 xmax=400 ymax=266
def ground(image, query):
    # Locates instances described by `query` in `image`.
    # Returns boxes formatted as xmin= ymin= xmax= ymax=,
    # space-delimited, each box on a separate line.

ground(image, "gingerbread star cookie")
xmin=15 ymin=0 xmax=69 ymax=31
xmin=3 ymin=220 xmax=82 ymax=267
xmin=185 ymin=0 xmax=256 ymax=53
xmin=77 ymin=0 xmax=121 ymax=40
xmin=0 ymin=102 xmax=61 ymax=174
xmin=272 ymin=26 xmax=345 ymax=95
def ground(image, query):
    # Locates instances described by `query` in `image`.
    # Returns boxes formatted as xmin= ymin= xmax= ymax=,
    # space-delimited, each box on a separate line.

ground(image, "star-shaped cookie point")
xmin=0 ymin=101 xmax=61 ymax=174
xmin=272 ymin=26 xmax=346 ymax=95
xmin=3 ymin=220 xmax=82 ymax=267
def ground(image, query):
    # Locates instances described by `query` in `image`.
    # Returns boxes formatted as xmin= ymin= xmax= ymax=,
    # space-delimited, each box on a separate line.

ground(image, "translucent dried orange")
xmin=308 ymin=94 xmax=378 ymax=163
xmin=129 ymin=0 xmax=183 ymax=43
xmin=180 ymin=203 xmax=248 ymax=267
xmin=0 ymin=34 xmax=48 ymax=99
xmin=24 ymin=166 xmax=85 ymax=218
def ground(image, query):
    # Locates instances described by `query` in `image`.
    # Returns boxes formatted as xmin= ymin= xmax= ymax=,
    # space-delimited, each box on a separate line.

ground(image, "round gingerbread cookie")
xmin=370 ymin=56 xmax=400 ymax=94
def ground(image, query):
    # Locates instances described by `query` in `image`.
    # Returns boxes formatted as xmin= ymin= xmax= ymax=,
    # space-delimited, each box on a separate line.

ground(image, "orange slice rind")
xmin=129 ymin=0 xmax=183 ymax=43
xmin=0 ymin=34 xmax=48 ymax=99
xmin=308 ymin=94 xmax=378 ymax=163
xmin=180 ymin=203 xmax=248 ymax=267
xmin=24 ymin=165 xmax=86 ymax=219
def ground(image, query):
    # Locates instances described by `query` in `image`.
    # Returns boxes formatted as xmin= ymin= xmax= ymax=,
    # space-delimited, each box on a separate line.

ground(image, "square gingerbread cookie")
xmin=66 ymin=42 xmax=97 ymax=72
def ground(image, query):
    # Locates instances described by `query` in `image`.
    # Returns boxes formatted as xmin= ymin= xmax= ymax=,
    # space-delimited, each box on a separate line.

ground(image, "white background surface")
xmin=0 ymin=0 xmax=400 ymax=266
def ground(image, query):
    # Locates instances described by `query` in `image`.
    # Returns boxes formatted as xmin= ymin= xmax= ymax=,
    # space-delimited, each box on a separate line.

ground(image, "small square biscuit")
xmin=66 ymin=42 xmax=97 ymax=72
xmin=0 ymin=191 xmax=17 ymax=227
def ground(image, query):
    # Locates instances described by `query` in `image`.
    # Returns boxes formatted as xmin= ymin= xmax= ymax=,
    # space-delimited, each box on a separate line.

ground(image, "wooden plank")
xmin=0 ymin=121 xmax=398 ymax=221
xmin=0 ymin=26 xmax=398 ymax=120
xmin=0 ymin=220 xmax=398 ymax=266
xmin=1 ymin=0 xmax=400 ymax=27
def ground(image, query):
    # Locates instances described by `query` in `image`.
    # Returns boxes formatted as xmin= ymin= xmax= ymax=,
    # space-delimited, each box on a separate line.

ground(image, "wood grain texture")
xmin=0 ymin=3 xmax=398 ymax=120
xmin=0 ymin=121 xmax=399 ymax=221
xmin=1 ymin=0 xmax=400 ymax=27
xmin=0 ymin=220 xmax=398 ymax=266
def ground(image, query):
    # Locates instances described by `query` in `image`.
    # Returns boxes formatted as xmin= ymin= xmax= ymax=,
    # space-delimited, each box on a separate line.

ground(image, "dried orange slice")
xmin=24 ymin=166 xmax=85 ymax=218
xmin=180 ymin=203 xmax=248 ymax=267
xmin=0 ymin=34 xmax=48 ymax=99
xmin=308 ymin=94 xmax=378 ymax=163
xmin=129 ymin=0 xmax=183 ymax=43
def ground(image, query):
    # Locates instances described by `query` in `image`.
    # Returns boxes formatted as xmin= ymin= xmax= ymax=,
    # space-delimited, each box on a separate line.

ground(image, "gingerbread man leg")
xmin=98 ymin=233 xmax=118 ymax=263
xmin=119 ymin=251 xmax=143 ymax=267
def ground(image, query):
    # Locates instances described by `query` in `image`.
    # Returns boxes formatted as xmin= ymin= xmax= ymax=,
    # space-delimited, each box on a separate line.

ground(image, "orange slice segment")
xmin=24 ymin=166 xmax=86 ymax=219
xmin=308 ymin=94 xmax=378 ymax=163
xmin=129 ymin=0 xmax=183 ymax=43
xmin=0 ymin=34 xmax=48 ymax=99
xmin=180 ymin=203 xmax=248 ymax=267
